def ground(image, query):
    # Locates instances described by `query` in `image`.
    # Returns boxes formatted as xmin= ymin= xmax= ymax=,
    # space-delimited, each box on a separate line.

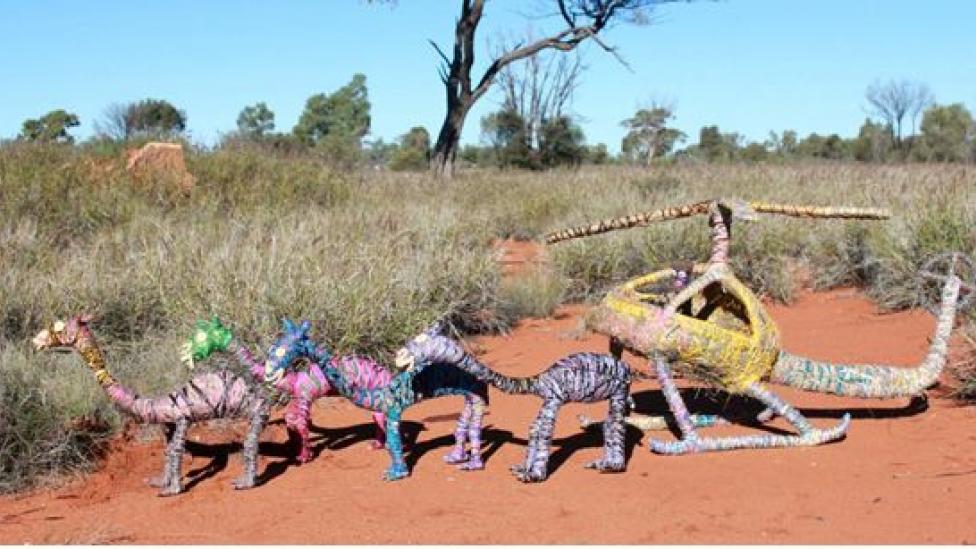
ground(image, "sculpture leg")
xmin=444 ymin=397 xmax=473 ymax=465
xmin=584 ymin=390 xmax=627 ymax=472
xmin=234 ymin=402 xmax=270 ymax=489
xmin=650 ymin=380 xmax=851 ymax=454
xmin=370 ymin=412 xmax=387 ymax=450
xmin=284 ymin=397 xmax=312 ymax=464
xmin=512 ymin=399 xmax=561 ymax=482
xmin=647 ymin=354 xmax=702 ymax=450
xmin=458 ymin=396 xmax=486 ymax=471
xmin=146 ymin=423 xmax=173 ymax=488
xmin=159 ymin=417 xmax=189 ymax=496
xmin=609 ymin=337 xmax=624 ymax=361
xmin=382 ymin=410 xmax=409 ymax=481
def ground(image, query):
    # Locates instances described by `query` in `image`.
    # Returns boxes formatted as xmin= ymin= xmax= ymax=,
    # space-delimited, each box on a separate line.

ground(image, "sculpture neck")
xmin=74 ymin=329 xmax=118 ymax=389
xmin=225 ymin=339 xmax=265 ymax=380
xmin=707 ymin=207 xmax=731 ymax=265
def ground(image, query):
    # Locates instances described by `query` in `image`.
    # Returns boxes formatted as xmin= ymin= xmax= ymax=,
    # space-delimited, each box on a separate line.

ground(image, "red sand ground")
xmin=2 ymin=244 xmax=975 ymax=543
xmin=493 ymin=239 xmax=548 ymax=276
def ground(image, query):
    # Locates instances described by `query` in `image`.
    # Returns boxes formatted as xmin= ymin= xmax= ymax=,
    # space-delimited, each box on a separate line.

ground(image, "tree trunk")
xmin=431 ymin=103 xmax=469 ymax=178
xmin=644 ymin=134 xmax=658 ymax=168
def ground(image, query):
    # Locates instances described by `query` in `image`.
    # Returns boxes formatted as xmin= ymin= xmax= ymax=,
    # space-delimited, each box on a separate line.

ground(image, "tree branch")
xmin=428 ymin=39 xmax=452 ymax=68
xmin=589 ymin=33 xmax=633 ymax=72
xmin=557 ymin=0 xmax=575 ymax=27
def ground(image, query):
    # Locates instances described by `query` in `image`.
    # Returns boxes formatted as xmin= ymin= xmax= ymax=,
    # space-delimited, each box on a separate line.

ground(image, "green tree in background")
xmin=390 ymin=126 xmax=431 ymax=171
xmin=19 ymin=110 xmax=80 ymax=143
xmin=740 ymin=142 xmax=768 ymax=162
xmin=294 ymin=74 xmax=371 ymax=147
xmin=364 ymin=138 xmax=398 ymax=167
xmin=620 ymin=105 xmax=684 ymax=166
xmin=852 ymin=118 xmax=893 ymax=162
xmin=766 ymin=130 xmax=798 ymax=158
xmin=539 ymin=116 xmax=585 ymax=168
xmin=697 ymin=125 xmax=741 ymax=161
xmin=795 ymin=133 xmax=850 ymax=160
xmin=586 ymin=143 xmax=610 ymax=165
xmin=913 ymin=103 xmax=974 ymax=162
xmin=481 ymin=108 xmax=534 ymax=169
xmin=236 ymin=102 xmax=275 ymax=139
xmin=122 ymin=99 xmax=187 ymax=139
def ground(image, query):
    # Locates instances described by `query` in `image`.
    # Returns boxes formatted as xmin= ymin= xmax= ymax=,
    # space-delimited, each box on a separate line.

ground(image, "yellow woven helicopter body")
xmin=589 ymin=262 xmax=779 ymax=393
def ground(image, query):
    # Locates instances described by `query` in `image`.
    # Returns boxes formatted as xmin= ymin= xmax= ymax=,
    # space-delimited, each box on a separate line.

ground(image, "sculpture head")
xmin=262 ymin=319 xmax=322 ymax=386
xmin=32 ymin=314 xmax=94 ymax=352
xmin=394 ymin=333 xmax=429 ymax=372
xmin=180 ymin=316 xmax=234 ymax=368
xmin=393 ymin=319 xmax=449 ymax=371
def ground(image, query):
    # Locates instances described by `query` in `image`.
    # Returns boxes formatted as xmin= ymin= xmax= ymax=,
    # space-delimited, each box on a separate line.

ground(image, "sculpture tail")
xmin=770 ymin=276 xmax=961 ymax=398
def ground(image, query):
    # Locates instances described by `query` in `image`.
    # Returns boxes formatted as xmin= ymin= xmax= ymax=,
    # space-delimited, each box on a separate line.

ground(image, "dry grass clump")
xmin=497 ymin=266 xmax=569 ymax=322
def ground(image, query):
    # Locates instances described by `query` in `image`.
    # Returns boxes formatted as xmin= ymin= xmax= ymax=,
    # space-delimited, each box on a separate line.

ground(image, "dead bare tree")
xmin=427 ymin=0 xmax=687 ymax=178
xmin=865 ymin=79 xmax=933 ymax=153
xmin=94 ymin=103 xmax=131 ymax=141
xmin=496 ymin=34 xmax=585 ymax=151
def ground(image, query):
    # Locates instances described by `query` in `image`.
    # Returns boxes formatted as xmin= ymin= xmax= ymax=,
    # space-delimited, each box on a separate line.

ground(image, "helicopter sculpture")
xmin=546 ymin=198 xmax=972 ymax=454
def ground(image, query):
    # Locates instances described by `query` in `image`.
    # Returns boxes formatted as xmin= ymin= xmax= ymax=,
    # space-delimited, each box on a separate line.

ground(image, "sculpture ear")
xmin=282 ymin=319 xmax=294 ymax=332
xmin=78 ymin=313 xmax=94 ymax=324
xmin=196 ymin=319 xmax=209 ymax=329
xmin=300 ymin=320 xmax=311 ymax=334
xmin=210 ymin=315 xmax=223 ymax=327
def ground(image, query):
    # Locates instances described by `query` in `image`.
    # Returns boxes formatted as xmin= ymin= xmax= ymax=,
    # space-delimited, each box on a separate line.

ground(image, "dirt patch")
xmin=493 ymin=239 xmax=547 ymax=277
xmin=2 ymin=290 xmax=975 ymax=543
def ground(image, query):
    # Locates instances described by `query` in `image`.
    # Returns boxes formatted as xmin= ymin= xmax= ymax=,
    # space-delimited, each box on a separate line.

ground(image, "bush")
xmin=0 ymin=347 xmax=111 ymax=493
xmin=497 ymin=267 xmax=568 ymax=322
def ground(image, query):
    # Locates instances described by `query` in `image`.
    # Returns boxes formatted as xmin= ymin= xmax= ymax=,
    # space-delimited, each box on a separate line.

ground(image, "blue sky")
xmin=2 ymin=1 xmax=974 ymax=152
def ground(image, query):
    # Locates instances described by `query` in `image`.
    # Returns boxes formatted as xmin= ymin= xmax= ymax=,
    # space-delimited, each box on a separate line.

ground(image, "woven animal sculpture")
xmin=182 ymin=317 xmax=392 ymax=463
xmin=31 ymin=314 xmax=271 ymax=496
xmin=396 ymin=332 xmax=636 ymax=482
xmin=262 ymin=320 xmax=490 ymax=481
xmin=547 ymin=198 xmax=969 ymax=454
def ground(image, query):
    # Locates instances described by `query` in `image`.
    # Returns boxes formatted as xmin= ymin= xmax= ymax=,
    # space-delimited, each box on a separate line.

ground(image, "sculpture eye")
xmin=53 ymin=321 xmax=65 ymax=333
xmin=275 ymin=347 xmax=287 ymax=358
xmin=194 ymin=332 xmax=208 ymax=343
